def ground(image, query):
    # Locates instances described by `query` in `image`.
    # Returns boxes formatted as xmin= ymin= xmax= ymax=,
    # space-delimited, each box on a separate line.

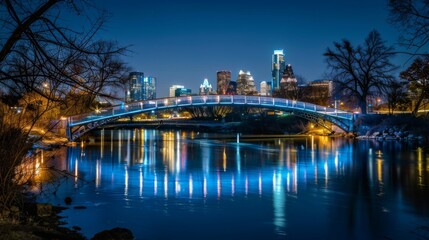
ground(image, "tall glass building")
xmin=216 ymin=70 xmax=231 ymax=94
xmin=272 ymin=50 xmax=286 ymax=91
xmin=126 ymin=72 xmax=156 ymax=102
xmin=143 ymin=76 xmax=156 ymax=100
xmin=236 ymin=70 xmax=257 ymax=95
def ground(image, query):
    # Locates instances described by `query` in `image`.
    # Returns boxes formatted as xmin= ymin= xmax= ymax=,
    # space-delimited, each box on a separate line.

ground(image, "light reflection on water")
xmin=39 ymin=129 xmax=429 ymax=240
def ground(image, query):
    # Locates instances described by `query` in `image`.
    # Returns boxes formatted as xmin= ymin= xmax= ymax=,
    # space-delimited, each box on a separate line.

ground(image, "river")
xmin=38 ymin=129 xmax=429 ymax=239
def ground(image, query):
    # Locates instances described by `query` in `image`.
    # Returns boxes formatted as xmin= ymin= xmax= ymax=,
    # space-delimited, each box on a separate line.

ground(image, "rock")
xmin=73 ymin=206 xmax=87 ymax=209
xmin=91 ymin=227 xmax=134 ymax=240
xmin=64 ymin=197 xmax=72 ymax=205
xmin=372 ymin=132 xmax=380 ymax=136
xmin=37 ymin=203 xmax=52 ymax=217
xmin=72 ymin=226 xmax=82 ymax=231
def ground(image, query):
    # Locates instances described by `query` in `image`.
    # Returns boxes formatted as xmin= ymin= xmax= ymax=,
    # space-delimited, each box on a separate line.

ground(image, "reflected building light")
xmin=118 ymin=131 xmax=122 ymax=164
xmin=231 ymin=175 xmax=235 ymax=197
xmin=74 ymin=158 xmax=79 ymax=188
xmin=139 ymin=169 xmax=143 ymax=197
xmin=217 ymin=172 xmax=221 ymax=199
xmin=154 ymin=174 xmax=158 ymax=196
xmin=311 ymin=135 xmax=315 ymax=151
xmin=203 ymin=176 xmax=207 ymax=199
xmin=324 ymin=162 xmax=328 ymax=187
xmin=164 ymin=172 xmax=168 ymax=199
xmin=96 ymin=159 xmax=101 ymax=188
xmin=293 ymin=167 xmax=297 ymax=193
xmin=203 ymin=147 xmax=210 ymax=173
xmin=124 ymin=166 xmax=129 ymax=197
xmin=286 ymin=172 xmax=290 ymax=192
xmin=272 ymin=171 xmax=276 ymax=191
xmin=189 ymin=175 xmax=193 ymax=199
xmin=110 ymin=130 xmax=114 ymax=157
xmin=259 ymin=172 xmax=262 ymax=196
xmin=368 ymin=148 xmax=374 ymax=183
xmin=334 ymin=151 xmax=339 ymax=173
xmin=236 ymin=145 xmax=241 ymax=173
xmin=276 ymin=172 xmax=282 ymax=193
xmin=286 ymin=146 xmax=290 ymax=169
xmin=311 ymin=148 xmax=315 ymax=165
xmin=175 ymin=175 xmax=181 ymax=195
xmin=245 ymin=175 xmax=248 ymax=196
xmin=100 ymin=129 xmax=104 ymax=158
xmin=126 ymin=130 xmax=131 ymax=165
xmin=223 ymin=148 xmax=227 ymax=172
xmin=273 ymin=172 xmax=286 ymax=235
xmin=279 ymin=143 xmax=285 ymax=167
xmin=41 ymin=150 xmax=44 ymax=164
xmin=303 ymin=170 xmax=307 ymax=185
xmin=418 ymin=147 xmax=423 ymax=187
xmin=176 ymin=131 xmax=181 ymax=173
xmin=377 ymin=159 xmax=383 ymax=183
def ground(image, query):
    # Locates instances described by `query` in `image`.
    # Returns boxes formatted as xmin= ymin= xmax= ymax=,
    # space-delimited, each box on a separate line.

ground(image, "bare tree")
xmin=389 ymin=0 xmax=429 ymax=55
xmin=324 ymin=30 xmax=396 ymax=114
xmin=0 ymin=1 xmax=128 ymax=110
xmin=400 ymin=56 xmax=429 ymax=115
xmin=0 ymin=0 xmax=128 ymax=213
xmin=383 ymin=79 xmax=409 ymax=114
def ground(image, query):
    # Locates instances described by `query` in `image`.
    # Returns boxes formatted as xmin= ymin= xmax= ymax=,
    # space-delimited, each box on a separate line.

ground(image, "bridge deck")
xmin=69 ymin=95 xmax=353 ymax=127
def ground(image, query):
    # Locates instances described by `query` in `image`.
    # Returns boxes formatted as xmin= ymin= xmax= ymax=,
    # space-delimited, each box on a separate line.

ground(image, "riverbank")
xmin=0 ymin=204 xmax=85 ymax=240
xmin=353 ymin=114 xmax=429 ymax=143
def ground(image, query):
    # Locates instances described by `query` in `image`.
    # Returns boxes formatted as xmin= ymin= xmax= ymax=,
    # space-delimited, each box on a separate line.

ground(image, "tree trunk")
xmin=412 ymin=96 xmax=424 ymax=116
xmin=359 ymin=99 xmax=367 ymax=114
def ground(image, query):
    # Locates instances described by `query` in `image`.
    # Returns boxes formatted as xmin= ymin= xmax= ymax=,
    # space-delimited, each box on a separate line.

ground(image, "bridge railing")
xmin=69 ymin=95 xmax=354 ymax=126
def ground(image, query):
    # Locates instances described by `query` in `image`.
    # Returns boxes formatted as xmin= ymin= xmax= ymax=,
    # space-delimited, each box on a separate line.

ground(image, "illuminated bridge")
xmin=66 ymin=95 xmax=355 ymax=141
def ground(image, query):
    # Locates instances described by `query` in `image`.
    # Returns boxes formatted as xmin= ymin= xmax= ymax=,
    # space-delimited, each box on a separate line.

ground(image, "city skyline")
xmin=93 ymin=0 xmax=407 ymax=98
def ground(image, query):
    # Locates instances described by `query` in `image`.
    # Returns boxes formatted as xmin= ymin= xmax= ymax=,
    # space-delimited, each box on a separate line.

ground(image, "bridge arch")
xmin=67 ymin=95 xmax=354 ymax=141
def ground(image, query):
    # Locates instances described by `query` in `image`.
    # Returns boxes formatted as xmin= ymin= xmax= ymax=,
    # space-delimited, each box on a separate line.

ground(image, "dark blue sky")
xmin=94 ymin=0 xmax=405 ymax=98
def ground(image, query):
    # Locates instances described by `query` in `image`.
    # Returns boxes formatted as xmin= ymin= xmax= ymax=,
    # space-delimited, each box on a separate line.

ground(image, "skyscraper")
xmin=237 ymin=70 xmax=257 ymax=95
xmin=216 ymin=70 xmax=231 ymax=94
xmin=272 ymin=50 xmax=286 ymax=91
xmin=280 ymin=64 xmax=298 ymax=99
xmin=126 ymin=72 xmax=144 ymax=102
xmin=260 ymin=81 xmax=272 ymax=96
xmin=199 ymin=78 xmax=213 ymax=95
xmin=169 ymin=85 xmax=185 ymax=97
xmin=143 ymin=76 xmax=156 ymax=100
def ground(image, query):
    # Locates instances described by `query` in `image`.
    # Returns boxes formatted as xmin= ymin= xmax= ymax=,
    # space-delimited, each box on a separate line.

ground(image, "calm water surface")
xmin=40 ymin=129 xmax=429 ymax=239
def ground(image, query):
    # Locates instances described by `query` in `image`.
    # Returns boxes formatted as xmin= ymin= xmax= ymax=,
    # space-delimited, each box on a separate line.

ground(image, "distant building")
xmin=143 ymin=76 xmax=156 ymax=100
xmin=308 ymin=79 xmax=333 ymax=97
xmin=169 ymin=85 xmax=184 ymax=97
xmin=126 ymin=72 xmax=156 ymax=102
xmin=127 ymin=72 xmax=144 ymax=102
xmin=279 ymin=64 xmax=298 ymax=99
xmin=272 ymin=50 xmax=286 ymax=91
xmin=236 ymin=70 xmax=257 ymax=95
xmin=298 ymin=79 xmax=333 ymax=106
xmin=199 ymin=78 xmax=213 ymax=95
xmin=175 ymin=88 xmax=192 ymax=97
xmin=226 ymin=81 xmax=237 ymax=95
xmin=216 ymin=70 xmax=231 ymax=94
xmin=260 ymin=81 xmax=272 ymax=96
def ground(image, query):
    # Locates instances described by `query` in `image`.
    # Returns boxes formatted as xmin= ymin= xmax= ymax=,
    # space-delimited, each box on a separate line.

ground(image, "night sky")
xmin=93 ymin=0 xmax=405 ymax=98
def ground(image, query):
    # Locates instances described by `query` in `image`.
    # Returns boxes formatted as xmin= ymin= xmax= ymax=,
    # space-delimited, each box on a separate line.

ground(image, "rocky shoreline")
xmin=353 ymin=114 xmax=429 ymax=144
xmin=0 ymin=202 xmax=134 ymax=240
